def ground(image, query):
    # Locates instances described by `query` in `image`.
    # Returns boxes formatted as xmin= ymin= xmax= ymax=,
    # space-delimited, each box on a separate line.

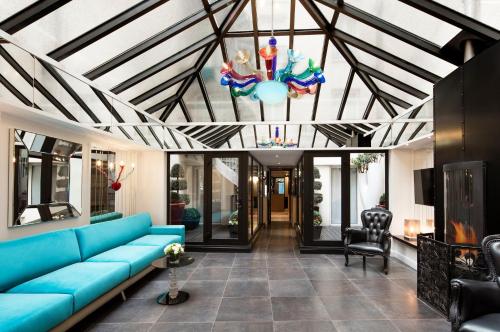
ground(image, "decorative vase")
xmin=169 ymin=255 xmax=180 ymax=265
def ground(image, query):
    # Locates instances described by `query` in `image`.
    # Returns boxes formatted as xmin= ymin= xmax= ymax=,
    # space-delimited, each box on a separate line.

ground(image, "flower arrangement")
xmin=164 ymin=243 xmax=184 ymax=264
xmin=313 ymin=210 xmax=322 ymax=226
xmin=229 ymin=210 xmax=238 ymax=225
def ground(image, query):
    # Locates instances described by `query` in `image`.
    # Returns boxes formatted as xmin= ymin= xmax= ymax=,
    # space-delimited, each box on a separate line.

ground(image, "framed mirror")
xmin=8 ymin=129 xmax=83 ymax=227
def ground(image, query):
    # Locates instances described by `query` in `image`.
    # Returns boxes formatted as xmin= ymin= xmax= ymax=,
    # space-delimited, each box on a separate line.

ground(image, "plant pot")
xmin=183 ymin=216 xmax=201 ymax=230
xmin=313 ymin=225 xmax=323 ymax=240
xmin=228 ymin=224 xmax=238 ymax=238
xmin=170 ymin=202 xmax=185 ymax=225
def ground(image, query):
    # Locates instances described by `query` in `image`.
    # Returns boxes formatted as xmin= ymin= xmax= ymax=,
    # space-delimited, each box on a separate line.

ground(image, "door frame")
xmin=267 ymin=167 xmax=294 ymax=225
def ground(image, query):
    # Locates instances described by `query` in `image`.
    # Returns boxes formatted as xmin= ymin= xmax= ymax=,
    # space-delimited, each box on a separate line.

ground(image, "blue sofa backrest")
xmin=0 ymin=229 xmax=81 ymax=292
xmin=75 ymin=212 xmax=152 ymax=260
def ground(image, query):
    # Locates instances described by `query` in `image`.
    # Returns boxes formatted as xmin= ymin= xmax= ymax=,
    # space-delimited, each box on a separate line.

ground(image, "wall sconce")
xmin=96 ymin=159 xmax=135 ymax=191
xmin=404 ymin=219 xmax=421 ymax=240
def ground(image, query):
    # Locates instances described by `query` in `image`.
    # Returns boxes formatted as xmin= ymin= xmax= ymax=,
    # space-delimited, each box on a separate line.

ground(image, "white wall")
xmin=389 ymin=147 xmax=434 ymax=269
xmin=0 ymin=102 xmax=156 ymax=240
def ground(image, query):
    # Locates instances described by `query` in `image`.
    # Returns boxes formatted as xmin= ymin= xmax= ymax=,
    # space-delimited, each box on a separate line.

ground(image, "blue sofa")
xmin=0 ymin=213 xmax=184 ymax=332
xmin=89 ymin=211 xmax=123 ymax=224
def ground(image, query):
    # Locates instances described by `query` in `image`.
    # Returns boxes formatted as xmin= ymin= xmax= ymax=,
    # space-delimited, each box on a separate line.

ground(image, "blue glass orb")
xmin=255 ymin=80 xmax=288 ymax=105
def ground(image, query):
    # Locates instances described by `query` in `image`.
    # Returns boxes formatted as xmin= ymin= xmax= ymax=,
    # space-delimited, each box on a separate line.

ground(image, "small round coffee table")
xmin=152 ymin=255 xmax=195 ymax=305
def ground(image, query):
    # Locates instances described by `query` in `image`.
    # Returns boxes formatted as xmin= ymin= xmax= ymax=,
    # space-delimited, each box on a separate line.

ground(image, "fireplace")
xmin=444 ymin=161 xmax=486 ymax=246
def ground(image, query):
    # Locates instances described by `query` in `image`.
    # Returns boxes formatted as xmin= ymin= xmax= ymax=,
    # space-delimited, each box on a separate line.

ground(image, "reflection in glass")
xmin=313 ymin=157 xmax=342 ymax=241
xmin=350 ymin=153 xmax=386 ymax=226
xmin=91 ymin=150 xmax=116 ymax=216
xmin=10 ymin=129 xmax=82 ymax=227
xmin=169 ymin=154 xmax=204 ymax=243
xmin=212 ymin=157 xmax=239 ymax=239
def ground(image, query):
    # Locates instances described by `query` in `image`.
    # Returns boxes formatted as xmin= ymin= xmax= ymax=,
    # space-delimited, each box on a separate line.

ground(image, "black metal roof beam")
xmin=408 ymin=122 xmax=427 ymax=140
xmin=324 ymin=124 xmax=353 ymax=140
xmin=398 ymin=0 xmax=500 ymax=41
xmin=311 ymin=129 xmax=317 ymax=147
xmin=225 ymin=28 xmax=324 ymax=37
xmin=314 ymin=0 xmax=460 ymax=65
xmin=394 ymin=104 xmax=423 ymax=144
xmin=220 ymin=39 xmax=241 ymax=122
xmin=145 ymin=94 xmax=178 ymax=114
xmin=0 ymin=46 xmax=77 ymax=121
xmin=357 ymin=63 xmax=428 ymax=99
xmin=190 ymin=126 xmax=219 ymax=138
xmin=253 ymin=125 xmax=258 ymax=148
xmin=379 ymin=91 xmax=412 ymax=109
xmin=332 ymin=29 xmax=441 ymax=83
xmin=47 ymin=0 xmax=168 ymax=61
xmin=209 ymin=126 xmax=245 ymax=147
xmin=183 ymin=125 xmax=205 ymax=135
xmin=314 ymin=125 xmax=344 ymax=146
xmin=299 ymin=0 xmax=398 ymax=118
xmin=202 ymin=0 xmax=219 ymax=33
xmin=0 ymin=0 xmax=71 ymax=34
xmin=197 ymin=73 xmax=216 ymax=122
xmin=200 ymin=125 xmax=234 ymax=143
xmin=83 ymin=0 xmax=235 ymax=80
xmin=336 ymin=67 xmax=354 ymax=120
xmin=111 ymin=35 xmax=216 ymax=94
xmin=185 ymin=137 xmax=194 ymax=149
xmin=311 ymin=17 xmax=333 ymax=121
xmin=167 ymin=128 xmax=181 ymax=148
xmin=148 ymin=127 xmax=164 ymax=149
xmin=379 ymin=125 xmax=392 ymax=147
xmin=179 ymin=98 xmax=192 ymax=122
xmin=286 ymin=0 xmax=296 ymax=122
xmin=362 ymin=94 xmax=375 ymax=119
xmin=250 ymin=0 xmax=265 ymax=122
xmin=0 ymin=74 xmax=41 ymax=109
xmin=318 ymin=125 xmax=350 ymax=141
xmin=129 ymin=67 xmax=197 ymax=105
xmin=39 ymin=60 xmax=101 ymax=123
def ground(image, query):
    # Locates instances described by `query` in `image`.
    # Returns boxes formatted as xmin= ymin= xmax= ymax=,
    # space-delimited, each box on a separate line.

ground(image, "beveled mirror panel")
xmin=9 ymin=129 xmax=83 ymax=227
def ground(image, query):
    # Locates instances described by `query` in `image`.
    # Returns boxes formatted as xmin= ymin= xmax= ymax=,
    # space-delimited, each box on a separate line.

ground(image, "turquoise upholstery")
xmin=87 ymin=245 xmax=163 ymax=276
xmin=150 ymin=225 xmax=185 ymax=244
xmin=75 ymin=212 xmax=152 ymax=260
xmin=0 ymin=229 xmax=81 ymax=292
xmin=8 ymin=262 xmax=129 ymax=312
xmin=90 ymin=212 xmax=123 ymax=224
xmin=128 ymin=234 xmax=182 ymax=248
xmin=0 ymin=294 xmax=73 ymax=332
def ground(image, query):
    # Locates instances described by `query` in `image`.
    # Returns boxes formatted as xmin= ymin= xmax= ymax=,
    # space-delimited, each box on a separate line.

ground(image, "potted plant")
xmin=313 ymin=166 xmax=323 ymax=218
xmin=182 ymin=207 xmax=201 ymax=230
xmin=313 ymin=210 xmax=323 ymax=239
xmin=351 ymin=153 xmax=383 ymax=173
xmin=378 ymin=193 xmax=387 ymax=209
xmin=170 ymin=164 xmax=188 ymax=225
xmin=228 ymin=210 xmax=238 ymax=238
xmin=164 ymin=243 xmax=184 ymax=264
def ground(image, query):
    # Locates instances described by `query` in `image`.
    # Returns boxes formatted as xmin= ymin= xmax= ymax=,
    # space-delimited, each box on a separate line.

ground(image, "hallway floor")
xmin=76 ymin=220 xmax=450 ymax=332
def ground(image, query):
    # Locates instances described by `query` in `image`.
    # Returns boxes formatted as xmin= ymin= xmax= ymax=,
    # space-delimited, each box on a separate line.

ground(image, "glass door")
xmin=206 ymin=154 xmax=247 ymax=244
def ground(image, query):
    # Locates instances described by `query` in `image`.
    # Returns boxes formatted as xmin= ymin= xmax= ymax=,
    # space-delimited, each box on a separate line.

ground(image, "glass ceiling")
xmin=1 ymin=0 xmax=499 ymax=150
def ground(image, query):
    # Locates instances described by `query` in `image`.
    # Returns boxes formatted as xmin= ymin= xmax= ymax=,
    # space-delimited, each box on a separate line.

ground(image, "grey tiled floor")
xmin=75 ymin=221 xmax=450 ymax=332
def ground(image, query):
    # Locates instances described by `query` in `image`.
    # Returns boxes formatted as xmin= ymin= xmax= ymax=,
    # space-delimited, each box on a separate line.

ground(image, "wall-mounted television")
xmin=414 ymin=168 xmax=434 ymax=206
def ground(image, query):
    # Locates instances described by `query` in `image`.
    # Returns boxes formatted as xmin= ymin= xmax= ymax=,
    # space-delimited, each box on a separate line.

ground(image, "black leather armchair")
xmin=344 ymin=208 xmax=392 ymax=274
xmin=450 ymin=234 xmax=500 ymax=332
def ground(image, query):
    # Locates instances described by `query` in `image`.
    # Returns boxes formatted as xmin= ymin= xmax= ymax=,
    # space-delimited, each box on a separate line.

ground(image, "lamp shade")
xmin=255 ymin=81 xmax=288 ymax=105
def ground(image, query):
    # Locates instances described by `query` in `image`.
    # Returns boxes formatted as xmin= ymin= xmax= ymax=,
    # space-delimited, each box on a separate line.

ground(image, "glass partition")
xmin=91 ymin=149 xmax=116 ymax=216
xmin=212 ymin=157 xmax=239 ymax=240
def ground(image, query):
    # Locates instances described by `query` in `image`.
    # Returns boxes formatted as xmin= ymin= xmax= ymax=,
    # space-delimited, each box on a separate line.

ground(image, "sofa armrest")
xmin=345 ymin=228 xmax=366 ymax=246
xmin=150 ymin=225 xmax=185 ymax=244
xmin=450 ymin=278 xmax=500 ymax=331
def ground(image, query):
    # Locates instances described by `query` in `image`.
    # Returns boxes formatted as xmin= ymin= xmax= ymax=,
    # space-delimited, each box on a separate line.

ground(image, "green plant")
xmin=170 ymin=164 xmax=185 ymax=178
xmin=170 ymin=163 xmax=190 ymax=205
xmin=313 ymin=166 xmax=321 ymax=179
xmin=379 ymin=193 xmax=387 ymax=206
xmin=170 ymin=179 xmax=187 ymax=191
xmin=313 ymin=180 xmax=322 ymax=190
xmin=313 ymin=210 xmax=322 ymax=226
xmin=183 ymin=207 xmax=200 ymax=220
xmin=179 ymin=194 xmax=190 ymax=205
xmin=313 ymin=193 xmax=323 ymax=205
xmin=351 ymin=153 xmax=383 ymax=173
xmin=229 ymin=210 xmax=238 ymax=225
xmin=170 ymin=192 xmax=180 ymax=202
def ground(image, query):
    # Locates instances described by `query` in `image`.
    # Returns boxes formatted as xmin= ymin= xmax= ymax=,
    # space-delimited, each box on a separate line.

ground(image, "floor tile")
xmin=234 ymin=257 xmax=267 ymax=268
xmin=268 ymin=267 xmax=307 ymax=280
xmin=190 ymin=267 xmax=231 ymax=281
xmin=86 ymin=323 xmax=152 ymax=332
xmin=213 ymin=321 xmax=273 ymax=332
xmin=200 ymin=256 xmax=235 ymax=268
xmin=271 ymin=297 xmax=330 ymax=321
xmin=274 ymin=321 xmax=337 ymax=332
xmin=310 ymin=280 xmax=361 ymax=296
xmin=157 ymin=296 xmax=221 ymax=322
xmin=98 ymin=299 xmax=165 ymax=323
xmin=392 ymin=319 xmax=450 ymax=332
xmin=216 ymin=297 xmax=273 ymax=321
xmin=304 ymin=266 xmax=347 ymax=280
xmin=369 ymin=296 xmax=443 ymax=319
xmin=151 ymin=267 xmax=194 ymax=281
xmin=333 ymin=320 xmax=398 ymax=332
xmin=182 ymin=280 xmax=226 ymax=297
xmin=269 ymin=279 xmax=316 ymax=297
xmin=230 ymin=268 xmax=268 ymax=280
xmin=320 ymin=296 xmax=384 ymax=320
xmin=299 ymin=257 xmax=335 ymax=267
xmin=353 ymin=279 xmax=406 ymax=297
xmin=224 ymin=280 xmax=270 ymax=297
xmin=149 ymin=322 xmax=213 ymax=332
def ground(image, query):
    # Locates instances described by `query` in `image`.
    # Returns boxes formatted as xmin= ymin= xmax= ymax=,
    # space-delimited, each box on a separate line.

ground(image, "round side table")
xmin=152 ymin=255 xmax=195 ymax=305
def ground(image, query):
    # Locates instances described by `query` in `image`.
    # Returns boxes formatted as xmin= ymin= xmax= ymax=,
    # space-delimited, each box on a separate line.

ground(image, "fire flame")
xmin=450 ymin=220 xmax=477 ymax=244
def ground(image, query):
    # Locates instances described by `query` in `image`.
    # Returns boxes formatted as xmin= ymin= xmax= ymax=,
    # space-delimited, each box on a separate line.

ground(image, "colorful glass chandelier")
xmin=220 ymin=0 xmax=325 ymax=105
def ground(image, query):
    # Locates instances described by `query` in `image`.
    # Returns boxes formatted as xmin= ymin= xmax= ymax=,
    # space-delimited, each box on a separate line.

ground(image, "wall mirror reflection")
xmin=91 ymin=149 xmax=116 ymax=217
xmin=9 ymin=129 xmax=82 ymax=227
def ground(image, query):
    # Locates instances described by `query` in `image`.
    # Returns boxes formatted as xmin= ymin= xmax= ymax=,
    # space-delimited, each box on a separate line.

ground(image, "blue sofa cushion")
xmin=0 ymin=293 xmax=73 ymax=332
xmin=0 ymin=229 xmax=81 ymax=292
xmin=8 ymin=262 xmax=129 ymax=312
xmin=75 ymin=212 xmax=152 ymax=260
xmin=150 ymin=225 xmax=185 ymax=244
xmin=86 ymin=245 xmax=163 ymax=276
xmin=128 ymin=235 xmax=182 ymax=248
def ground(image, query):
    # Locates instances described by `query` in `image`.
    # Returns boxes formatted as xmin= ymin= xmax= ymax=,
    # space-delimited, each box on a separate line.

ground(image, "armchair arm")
xmin=382 ymin=231 xmax=391 ymax=255
xmin=450 ymin=279 xmax=500 ymax=331
xmin=344 ymin=228 xmax=367 ymax=246
xmin=150 ymin=225 xmax=185 ymax=244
